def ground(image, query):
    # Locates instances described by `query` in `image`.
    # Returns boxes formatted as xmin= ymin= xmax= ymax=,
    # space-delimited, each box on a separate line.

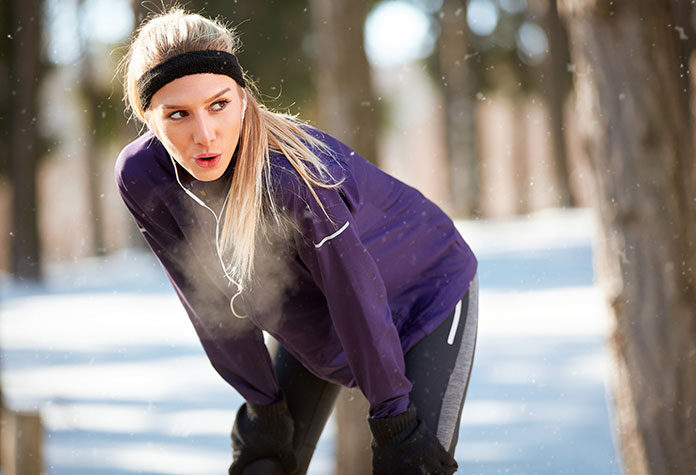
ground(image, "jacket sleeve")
xmin=115 ymin=153 xmax=281 ymax=405
xmin=280 ymin=161 xmax=412 ymax=418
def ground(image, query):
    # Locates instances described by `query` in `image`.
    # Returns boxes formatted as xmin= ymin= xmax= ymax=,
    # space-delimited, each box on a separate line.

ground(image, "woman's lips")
xmin=194 ymin=154 xmax=221 ymax=169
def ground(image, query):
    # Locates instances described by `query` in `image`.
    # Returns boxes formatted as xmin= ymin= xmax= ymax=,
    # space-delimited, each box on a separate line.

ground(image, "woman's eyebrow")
xmin=161 ymin=87 xmax=232 ymax=110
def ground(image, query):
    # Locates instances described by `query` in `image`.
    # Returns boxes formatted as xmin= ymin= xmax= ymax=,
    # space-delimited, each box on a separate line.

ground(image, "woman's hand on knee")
xmin=228 ymin=395 xmax=298 ymax=475
xmin=368 ymin=404 xmax=458 ymax=475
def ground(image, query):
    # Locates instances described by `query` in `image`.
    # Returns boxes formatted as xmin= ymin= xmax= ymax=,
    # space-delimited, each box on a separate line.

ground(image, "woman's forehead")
xmin=150 ymin=73 xmax=239 ymax=108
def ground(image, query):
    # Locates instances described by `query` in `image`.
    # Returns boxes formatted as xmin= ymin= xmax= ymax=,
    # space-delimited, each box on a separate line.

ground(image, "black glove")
xmin=228 ymin=396 xmax=298 ymax=475
xmin=369 ymin=404 xmax=458 ymax=475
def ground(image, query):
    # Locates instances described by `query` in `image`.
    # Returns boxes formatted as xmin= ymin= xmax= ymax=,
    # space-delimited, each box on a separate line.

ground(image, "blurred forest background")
xmin=1 ymin=0 xmax=695 ymax=474
xmin=0 ymin=0 xmax=591 ymax=276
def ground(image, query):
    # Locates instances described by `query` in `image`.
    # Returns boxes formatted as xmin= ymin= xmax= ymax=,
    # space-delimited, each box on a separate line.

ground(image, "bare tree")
xmin=308 ymin=1 xmax=376 ymax=472
xmin=3 ymin=2 xmax=45 ymax=471
xmin=511 ymin=96 xmax=530 ymax=215
xmin=540 ymin=0 xmax=574 ymax=207
xmin=438 ymin=0 xmax=480 ymax=217
xmin=78 ymin=0 xmax=106 ymax=257
xmin=559 ymin=1 xmax=696 ymax=473
xmin=8 ymin=0 xmax=43 ymax=281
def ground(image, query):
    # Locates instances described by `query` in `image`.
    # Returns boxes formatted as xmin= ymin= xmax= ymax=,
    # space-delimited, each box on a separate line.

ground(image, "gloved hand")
xmin=228 ymin=395 xmax=298 ymax=475
xmin=368 ymin=404 xmax=458 ymax=475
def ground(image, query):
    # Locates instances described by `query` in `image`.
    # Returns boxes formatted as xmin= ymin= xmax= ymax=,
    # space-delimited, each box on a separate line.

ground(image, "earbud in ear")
xmin=146 ymin=117 xmax=156 ymax=135
xmin=241 ymin=95 xmax=247 ymax=123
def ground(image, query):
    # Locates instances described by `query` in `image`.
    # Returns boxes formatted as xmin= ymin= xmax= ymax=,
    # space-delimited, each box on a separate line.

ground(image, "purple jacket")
xmin=114 ymin=126 xmax=477 ymax=418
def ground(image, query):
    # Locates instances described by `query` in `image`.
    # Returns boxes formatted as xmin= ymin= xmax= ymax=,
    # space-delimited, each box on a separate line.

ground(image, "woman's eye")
xmin=168 ymin=110 xmax=186 ymax=120
xmin=211 ymin=100 xmax=230 ymax=111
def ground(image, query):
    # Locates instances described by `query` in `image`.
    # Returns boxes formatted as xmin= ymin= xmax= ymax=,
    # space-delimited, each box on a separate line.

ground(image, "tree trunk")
xmin=0 ymin=0 xmax=10 ymax=178
xmin=438 ymin=0 xmax=480 ymax=217
xmin=0 ymin=410 xmax=43 ymax=475
xmin=9 ymin=0 xmax=42 ymax=281
xmin=559 ymin=1 xmax=696 ymax=474
xmin=308 ymin=1 xmax=376 ymax=472
xmin=540 ymin=0 xmax=574 ymax=207
xmin=512 ymin=97 xmax=530 ymax=215
xmin=334 ymin=390 xmax=372 ymax=475
xmin=308 ymin=0 xmax=378 ymax=165
xmin=79 ymin=0 xmax=106 ymax=257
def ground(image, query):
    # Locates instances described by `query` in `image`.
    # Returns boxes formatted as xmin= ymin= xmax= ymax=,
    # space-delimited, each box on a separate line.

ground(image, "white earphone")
xmin=170 ymin=154 xmax=247 ymax=319
xmin=241 ymin=94 xmax=247 ymax=123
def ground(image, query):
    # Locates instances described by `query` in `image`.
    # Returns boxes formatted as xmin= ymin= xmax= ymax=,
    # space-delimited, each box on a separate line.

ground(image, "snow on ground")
xmin=0 ymin=207 xmax=620 ymax=474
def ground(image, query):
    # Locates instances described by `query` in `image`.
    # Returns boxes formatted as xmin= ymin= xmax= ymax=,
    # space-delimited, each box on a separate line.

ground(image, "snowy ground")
xmin=0 ymin=208 xmax=621 ymax=474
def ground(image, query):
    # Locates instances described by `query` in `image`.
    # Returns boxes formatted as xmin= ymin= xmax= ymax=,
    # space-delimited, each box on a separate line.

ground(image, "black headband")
xmin=137 ymin=50 xmax=246 ymax=110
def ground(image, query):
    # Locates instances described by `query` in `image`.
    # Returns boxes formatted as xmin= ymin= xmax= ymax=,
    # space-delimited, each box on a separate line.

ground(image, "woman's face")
xmin=146 ymin=73 xmax=246 ymax=182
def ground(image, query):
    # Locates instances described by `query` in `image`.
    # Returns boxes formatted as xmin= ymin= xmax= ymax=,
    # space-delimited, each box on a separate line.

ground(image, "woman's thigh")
xmin=266 ymin=338 xmax=341 ymax=474
xmin=404 ymin=274 xmax=479 ymax=454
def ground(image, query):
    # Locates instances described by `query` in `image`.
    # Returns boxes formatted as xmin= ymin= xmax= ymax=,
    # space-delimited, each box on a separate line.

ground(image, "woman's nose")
xmin=193 ymin=115 xmax=215 ymax=145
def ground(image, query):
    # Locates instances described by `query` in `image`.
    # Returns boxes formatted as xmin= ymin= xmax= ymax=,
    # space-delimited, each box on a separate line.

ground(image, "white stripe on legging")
xmin=446 ymin=300 xmax=463 ymax=345
xmin=437 ymin=274 xmax=479 ymax=450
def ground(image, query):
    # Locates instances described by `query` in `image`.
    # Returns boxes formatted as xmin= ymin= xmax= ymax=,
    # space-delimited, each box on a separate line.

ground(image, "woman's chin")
xmin=192 ymin=170 xmax=224 ymax=182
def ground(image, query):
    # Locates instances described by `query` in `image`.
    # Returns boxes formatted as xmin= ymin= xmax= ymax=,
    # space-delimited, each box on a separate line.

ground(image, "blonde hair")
xmin=121 ymin=7 xmax=339 ymax=285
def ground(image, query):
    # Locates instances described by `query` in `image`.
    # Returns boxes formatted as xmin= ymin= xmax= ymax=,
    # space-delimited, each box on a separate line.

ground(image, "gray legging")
xmin=243 ymin=275 xmax=479 ymax=474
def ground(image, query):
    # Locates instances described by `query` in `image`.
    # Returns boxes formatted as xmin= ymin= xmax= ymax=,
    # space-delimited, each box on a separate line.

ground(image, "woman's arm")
xmin=279 ymin=156 xmax=412 ymax=419
xmin=115 ymin=146 xmax=281 ymax=405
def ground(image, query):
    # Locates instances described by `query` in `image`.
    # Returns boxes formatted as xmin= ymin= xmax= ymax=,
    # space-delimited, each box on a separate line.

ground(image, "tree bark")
xmin=0 ymin=410 xmax=43 ymax=475
xmin=512 ymin=97 xmax=530 ymax=215
xmin=79 ymin=0 xmax=106 ymax=257
xmin=334 ymin=390 xmax=372 ymax=475
xmin=0 ymin=0 xmax=10 ymax=178
xmin=559 ymin=1 xmax=696 ymax=473
xmin=308 ymin=0 xmax=378 ymax=164
xmin=9 ymin=0 xmax=43 ymax=281
xmin=438 ymin=0 xmax=480 ymax=217
xmin=540 ymin=0 xmax=574 ymax=207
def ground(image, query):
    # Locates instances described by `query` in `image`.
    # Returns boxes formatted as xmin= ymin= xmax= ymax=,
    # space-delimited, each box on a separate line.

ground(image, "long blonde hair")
xmin=121 ymin=7 xmax=339 ymax=285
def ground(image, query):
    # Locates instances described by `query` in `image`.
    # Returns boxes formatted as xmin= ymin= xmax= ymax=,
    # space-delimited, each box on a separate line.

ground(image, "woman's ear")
xmin=144 ymin=111 xmax=152 ymax=130
xmin=145 ymin=112 xmax=159 ymax=138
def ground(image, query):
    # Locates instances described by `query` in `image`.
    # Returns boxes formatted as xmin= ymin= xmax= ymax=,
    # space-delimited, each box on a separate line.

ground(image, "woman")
xmin=115 ymin=8 xmax=478 ymax=475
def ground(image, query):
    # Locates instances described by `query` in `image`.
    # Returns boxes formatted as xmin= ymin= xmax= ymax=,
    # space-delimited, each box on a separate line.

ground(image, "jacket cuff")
xmin=246 ymin=394 xmax=289 ymax=421
xmin=370 ymin=394 xmax=410 ymax=419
